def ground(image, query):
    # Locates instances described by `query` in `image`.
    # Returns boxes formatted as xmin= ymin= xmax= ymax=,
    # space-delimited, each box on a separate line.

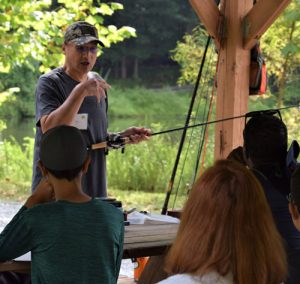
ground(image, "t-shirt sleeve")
xmin=0 ymin=206 xmax=33 ymax=261
xmin=35 ymin=76 xmax=63 ymax=126
xmin=115 ymin=221 xmax=124 ymax=281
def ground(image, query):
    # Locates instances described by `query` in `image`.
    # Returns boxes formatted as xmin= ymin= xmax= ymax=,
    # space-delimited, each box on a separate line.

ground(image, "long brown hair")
xmin=165 ymin=159 xmax=287 ymax=284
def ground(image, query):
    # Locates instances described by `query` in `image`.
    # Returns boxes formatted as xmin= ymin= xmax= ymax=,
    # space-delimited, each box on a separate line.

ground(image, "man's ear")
xmin=82 ymin=156 xmax=91 ymax=174
xmin=38 ymin=161 xmax=48 ymax=177
xmin=289 ymin=202 xmax=300 ymax=220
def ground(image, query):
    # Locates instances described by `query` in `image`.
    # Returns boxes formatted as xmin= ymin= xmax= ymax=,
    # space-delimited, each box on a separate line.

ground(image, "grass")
xmin=0 ymin=184 xmax=187 ymax=214
xmin=0 ymin=86 xmax=192 ymax=212
xmin=1 ymin=86 xmax=300 ymax=212
xmin=108 ymin=86 xmax=190 ymax=117
xmin=0 ymin=180 xmax=31 ymax=202
xmin=108 ymin=189 xmax=187 ymax=213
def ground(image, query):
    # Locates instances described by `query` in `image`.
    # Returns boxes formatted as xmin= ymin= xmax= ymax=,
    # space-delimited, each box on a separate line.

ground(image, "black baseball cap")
xmin=64 ymin=21 xmax=104 ymax=47
xmin=40 ymin=125 xmax=88 ymax=171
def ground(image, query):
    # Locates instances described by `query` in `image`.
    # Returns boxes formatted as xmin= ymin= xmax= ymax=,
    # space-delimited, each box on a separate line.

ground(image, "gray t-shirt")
xmin=32 ymin=67 xmax=108 ymax=197
xmin=0 ymin=199 xmax=124 ymax=284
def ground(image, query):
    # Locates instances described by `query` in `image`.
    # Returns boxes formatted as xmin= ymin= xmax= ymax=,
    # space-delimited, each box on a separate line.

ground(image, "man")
xmin=32 ymin=21 xmax=151 ymax=197
xmin=243 ymin=112 xmax=300 ymax=284
xmin=290 ymin=167 xmax=300 ymax=231
xmin=0 ymin=125 xmax=124 ymax=283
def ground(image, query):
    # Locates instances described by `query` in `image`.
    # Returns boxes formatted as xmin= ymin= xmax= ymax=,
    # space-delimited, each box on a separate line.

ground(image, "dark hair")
xmin=45 ymin=149 xmax=91 ymax=181
xmin=243 ymin=115 xmax=287 ymax=165
xmin=291 ymin=166 xmax=300 ymax=210
xmin=46 ymin=164 xmax=83 ymax=181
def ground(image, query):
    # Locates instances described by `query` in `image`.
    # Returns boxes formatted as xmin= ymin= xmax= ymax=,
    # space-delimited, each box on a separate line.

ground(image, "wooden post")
xmin=214 ymin=0 xmax=253 ymax=159
xmin=189 ymin=0 xmax=292 ymax=160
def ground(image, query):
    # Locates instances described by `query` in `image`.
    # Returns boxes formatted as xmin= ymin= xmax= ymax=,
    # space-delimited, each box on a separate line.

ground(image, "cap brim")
xmin=70 ymin=36 xmax=104 ymax=47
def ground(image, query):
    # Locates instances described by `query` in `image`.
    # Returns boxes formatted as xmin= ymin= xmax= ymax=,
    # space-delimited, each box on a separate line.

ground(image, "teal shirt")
xmin=0 ymin=199 xmax=124 ymax=284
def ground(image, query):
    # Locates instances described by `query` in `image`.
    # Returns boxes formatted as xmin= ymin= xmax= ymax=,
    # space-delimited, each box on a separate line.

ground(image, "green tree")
xmin=0 ymin=0 xmax=136 ymax=74
xmin=0 ymin=0 xmax=136 ymax=118
xmin=171 ymin=26 xmax=216 ymax=86
xmin=261 ymin=1 xmax=300 ymax=106
xmin=172 ymin=3 xmax=300 ymax=106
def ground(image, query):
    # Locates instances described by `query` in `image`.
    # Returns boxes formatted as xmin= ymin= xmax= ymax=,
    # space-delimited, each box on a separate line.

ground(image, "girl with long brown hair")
xmin=159 ymin=160 xmax=287 ymax=284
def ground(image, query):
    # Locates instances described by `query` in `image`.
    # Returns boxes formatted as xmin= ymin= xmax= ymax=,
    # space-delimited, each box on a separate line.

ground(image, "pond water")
xmin=0 ymin=115 xmax=187 ymax=143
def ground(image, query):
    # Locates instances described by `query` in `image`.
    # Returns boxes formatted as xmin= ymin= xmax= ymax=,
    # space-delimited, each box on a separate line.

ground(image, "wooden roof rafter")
xmin=189 ymin=0 xmax=292 ymax=159
xmin=243 ymin=0 xmax=292 ymax=49
xmin=189 ymin=0 xmax=222 ymax=48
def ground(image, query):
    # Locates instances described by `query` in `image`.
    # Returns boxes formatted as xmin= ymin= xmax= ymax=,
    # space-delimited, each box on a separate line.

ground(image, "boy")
xmin=0 ymin=125 xmax=124 ymax=284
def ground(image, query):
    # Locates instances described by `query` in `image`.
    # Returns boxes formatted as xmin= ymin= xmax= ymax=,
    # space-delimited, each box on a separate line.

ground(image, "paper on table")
xmin=14 ymin=251 xmax=31 ymax=261
xmin=127 ymin=211 xmax=180 ymax=225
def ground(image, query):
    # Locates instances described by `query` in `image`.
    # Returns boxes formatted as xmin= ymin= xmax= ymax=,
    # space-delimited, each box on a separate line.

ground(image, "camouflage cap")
xmin=64 ymin=21 xmax=104 ymax=47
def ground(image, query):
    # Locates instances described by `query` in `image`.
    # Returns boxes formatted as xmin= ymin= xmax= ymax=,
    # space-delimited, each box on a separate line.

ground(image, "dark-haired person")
xmin=0 ymin=125 xmax=124 ymax=284
xmin=159 ymin=160 xmax=287 ymax=284
xmin=32 ymin=21 xmax=151 ymax=198
xmin=289 ymin=167 xmax=300 ymax=232
xmin=243 ymin=113 xmax=300 ymax=284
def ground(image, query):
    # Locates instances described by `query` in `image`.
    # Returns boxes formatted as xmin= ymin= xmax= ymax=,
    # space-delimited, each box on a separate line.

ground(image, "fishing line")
xmin=152 ymin=104 xmax=300 ymax=138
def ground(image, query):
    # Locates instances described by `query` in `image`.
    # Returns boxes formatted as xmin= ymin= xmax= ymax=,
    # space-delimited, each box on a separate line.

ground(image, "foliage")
xmin=107 ymin=86 xmax=190 ymax=117
xmin=109 ymin=189 xmax=187 ymax=213
xmin=171 ymin=26 xmax=217 ymax=86
xmin=0 ymin=0 xmax=137 ymax=119
xmin=0 ymin=136 xmax=34 ymax=200
xmin=107 ymin=135 xmax=177 ymax=193
xmin=261 ymin=1 xmax=300 ymax=105
xmin=0 ymin=106 xmax=299 ymax=212
xmin=0 ymin=62 xmax=40 ymax=118
xmin=172 ymin=5 xmax=300 ymax=105
xmin=0 ymin=0 xmax=136 ymax=74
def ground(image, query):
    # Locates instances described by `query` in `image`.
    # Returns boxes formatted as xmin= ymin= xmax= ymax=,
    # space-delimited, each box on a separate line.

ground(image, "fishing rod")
xmin=152 ymin=104 xmax=299 ymax=137
xmin=161 ymin=36 xmax=212 ymax=215
xmin=158 ymin=104 xmax=299 ymax=215
xmin=89 ymin=105 xmax=299 ymax=151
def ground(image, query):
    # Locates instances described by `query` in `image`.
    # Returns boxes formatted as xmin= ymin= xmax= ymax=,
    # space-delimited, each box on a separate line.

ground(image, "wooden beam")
xmin=243 ymin=0 xmax=291 ymax=49
xmin=189 ymin=0 xmax=222 ymax=47
xmin=214 ymin=0 xmax=253 ymax=159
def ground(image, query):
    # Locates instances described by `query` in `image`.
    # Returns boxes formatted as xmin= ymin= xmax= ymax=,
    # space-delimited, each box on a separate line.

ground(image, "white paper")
xmin=14 ymin=251 xmax=31 ymax=261
xmin=127 ymin=211 xmax=180 ymax=225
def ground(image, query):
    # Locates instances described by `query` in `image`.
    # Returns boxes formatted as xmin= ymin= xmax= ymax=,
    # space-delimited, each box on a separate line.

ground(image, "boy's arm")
xmin=0 ymin=206 xmax=32 ymax=261
xmin=115 ymin=222 xmax=125 ymax=281
xmin=25 ymin=178 xmax=54 ymax=208
xmin=0 ymin=178 xmax=54 ymax=261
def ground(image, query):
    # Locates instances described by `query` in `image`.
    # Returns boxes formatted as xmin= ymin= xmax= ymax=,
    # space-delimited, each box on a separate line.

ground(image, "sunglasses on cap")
xmin=244 ymin=109 xmax=282 ymax=125
xmin=75 ymin=45 xmax=98 ymax=54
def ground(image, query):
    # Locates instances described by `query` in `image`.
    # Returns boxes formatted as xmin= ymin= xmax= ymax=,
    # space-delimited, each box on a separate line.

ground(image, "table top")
xmin=123 ymin=222 xmax=178 ymax=259
xmin=0 ymin=222 xmax=179 ymax=273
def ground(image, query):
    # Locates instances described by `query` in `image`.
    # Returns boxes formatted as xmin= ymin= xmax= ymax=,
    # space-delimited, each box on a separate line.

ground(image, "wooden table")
xmin=0 ymin=222 xmax=179 ymax=273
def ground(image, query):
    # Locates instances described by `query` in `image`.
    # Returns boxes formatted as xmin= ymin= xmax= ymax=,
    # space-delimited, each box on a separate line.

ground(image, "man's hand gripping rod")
xmin=88 ymin=133 xmax=129 ymax=151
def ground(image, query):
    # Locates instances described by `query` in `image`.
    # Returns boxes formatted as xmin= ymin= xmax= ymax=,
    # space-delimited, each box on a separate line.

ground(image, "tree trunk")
xmin=276 ymin=21 xmax=295 ymax=107
xmin=277 ymin=71 xmax=286 ymax=108
xmin=133 ymin=57 xmax=139 ymax=79
xmin=121 ymin=56 xmax=127 ymax=79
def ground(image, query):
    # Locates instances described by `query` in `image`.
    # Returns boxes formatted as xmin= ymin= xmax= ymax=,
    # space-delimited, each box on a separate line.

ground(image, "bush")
xmin=0 ymin=136 xmax=34 ymax=199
